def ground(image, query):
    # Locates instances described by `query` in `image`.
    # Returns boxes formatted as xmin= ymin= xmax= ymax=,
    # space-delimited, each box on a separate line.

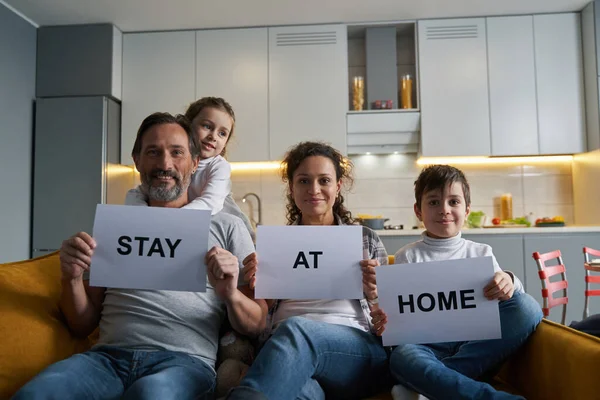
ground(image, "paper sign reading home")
xmin=90 ymin=204 xmax=211 ymax=292
xmin=255 ymin=225 xmax=363 ymax=299
xmin=377 ymin=257 xmax=501 ymax=345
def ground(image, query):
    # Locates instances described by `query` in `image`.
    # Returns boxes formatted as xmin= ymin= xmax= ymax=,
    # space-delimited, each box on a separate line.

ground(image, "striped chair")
xmin=582 ymin=247 xmax=600 ymax=319
xmin=532 ymin=250 xmax=568 ymax=325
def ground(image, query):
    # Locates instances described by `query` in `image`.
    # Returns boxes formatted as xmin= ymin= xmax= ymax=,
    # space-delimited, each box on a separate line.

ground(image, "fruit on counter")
xmin=535 ymin=216 xmax=565 ymax=225
xmin=504 ymin=216 xmax=531 ymax=227
xmin=492 ymin=217 xmax=531 ymax=227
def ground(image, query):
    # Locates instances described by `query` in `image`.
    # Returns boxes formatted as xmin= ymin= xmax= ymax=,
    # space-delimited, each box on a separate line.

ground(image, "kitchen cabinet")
xmin=32 ymin=97 xmax=122 ymax=256
xmin=37 ymin=24 xmax=122 ymax=99
xmin=268 ymin=25 xmax=348 ymax=159
xmin=196 ymin=28 xmax=269 ymax=162
xmin=417 ymin=18 xmax=490 ymax=157
xmin=523 ymin=234 xmax=600 ymax=325
xmin=581 ymin=1 xmax=600 ymax=151
xmin=380 ymin=235 xmax=422 ymax=258
xmin=121 ymin=31 xmax=196 ymax=165
xmin=462 ymin=234 xmax=525 ymax=285
xmin=534 ymin=13 xmax=586 ymax=155
xmin=487 ymin=16 xmax=539 ymax=156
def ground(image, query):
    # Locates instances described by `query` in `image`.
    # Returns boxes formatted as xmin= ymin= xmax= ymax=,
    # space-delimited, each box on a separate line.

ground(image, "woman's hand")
xmin=242 ymin=252 xmax=258 ymax=289
xmin=360 ymin=259 xmax=379 ymax=301
xmin=484 ymin=271 xmax=514 ymax=301
xmin=370 ymin=306 xmax=388 ymax=336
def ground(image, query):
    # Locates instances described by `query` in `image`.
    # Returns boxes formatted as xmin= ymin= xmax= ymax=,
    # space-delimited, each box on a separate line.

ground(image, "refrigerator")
xmin=31 ymin=96 xmax=130 ymax=258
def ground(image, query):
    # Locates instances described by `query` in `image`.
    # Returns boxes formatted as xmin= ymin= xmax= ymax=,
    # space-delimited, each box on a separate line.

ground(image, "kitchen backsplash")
xmin=231 ymin=154 xmax=575 ymax=227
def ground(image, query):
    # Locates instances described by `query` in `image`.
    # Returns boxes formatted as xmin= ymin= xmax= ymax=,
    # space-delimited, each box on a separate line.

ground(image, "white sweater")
xmin=394 ymin=232 xmax=524 ymax=293
xmin=125 ymin=155 xmax=231 ymax=215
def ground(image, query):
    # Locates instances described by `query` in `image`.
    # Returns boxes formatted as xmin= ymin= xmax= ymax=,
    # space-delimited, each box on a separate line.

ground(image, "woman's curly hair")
xmin=281 ymin=141 xmax=355 ymax=225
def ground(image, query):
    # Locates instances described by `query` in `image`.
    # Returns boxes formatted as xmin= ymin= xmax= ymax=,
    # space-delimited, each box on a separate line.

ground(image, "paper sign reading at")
xmin=90 ymin=204 xmax=211 ymax=292
xmin=255 ymin=225 xmax=363 ymax=299
xmin=377 ymin=257 xmax=501 ymax=345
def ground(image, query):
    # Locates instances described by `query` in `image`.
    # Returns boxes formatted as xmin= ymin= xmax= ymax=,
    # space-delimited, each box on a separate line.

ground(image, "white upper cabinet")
xmin=196 ymin=28 xmax=269 ymax=162
xmin=487 ymin=16 xmax=539 ymax=156
xmin=418 ymin=18 xmax=491 ymax=157
xmin=121 ymin=31 xmax=196 ymax=165
xmin=581 ymin=2 xmax=600 ymax=152
xmin=268 ymin=25 xmax=348 ymax=159
xmin=534 ymin=13 xmax=586 ymax=154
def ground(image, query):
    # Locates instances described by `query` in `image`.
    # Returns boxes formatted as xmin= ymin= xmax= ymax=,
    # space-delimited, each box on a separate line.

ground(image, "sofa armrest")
xmin=0 ymin=252 xmax=93 ymax=398
xmin=496 ymin=319 xmax=600 ymax=400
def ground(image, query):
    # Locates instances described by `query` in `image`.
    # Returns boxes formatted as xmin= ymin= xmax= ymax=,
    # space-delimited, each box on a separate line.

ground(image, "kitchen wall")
xmin=0 ymin=3 xmax=37 ymax=263
xmin=573 ymin=149 xmax=600 ymax=225
xmin=231 ymin=154 xmax=575 ymax=228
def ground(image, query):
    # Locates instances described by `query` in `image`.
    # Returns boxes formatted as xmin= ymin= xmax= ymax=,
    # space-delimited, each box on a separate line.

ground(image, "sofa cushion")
xmin=496 ymin=319 xmax=600 ymax=400
xmin=0 ymin=252 xmax=91 ymax=398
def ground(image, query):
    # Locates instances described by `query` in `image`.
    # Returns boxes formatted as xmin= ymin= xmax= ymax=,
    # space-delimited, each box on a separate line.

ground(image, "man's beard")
xmin=139 ymin=169 xmax=189 ymax=203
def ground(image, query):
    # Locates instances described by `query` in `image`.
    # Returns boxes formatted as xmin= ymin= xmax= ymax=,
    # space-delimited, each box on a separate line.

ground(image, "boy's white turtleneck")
xmin=394 ymin=232 xmax=524 ymax=293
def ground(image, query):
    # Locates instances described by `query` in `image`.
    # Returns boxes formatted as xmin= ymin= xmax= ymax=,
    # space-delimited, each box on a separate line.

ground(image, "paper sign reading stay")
xmin=90 ymin=204 xmax=211 ymax=292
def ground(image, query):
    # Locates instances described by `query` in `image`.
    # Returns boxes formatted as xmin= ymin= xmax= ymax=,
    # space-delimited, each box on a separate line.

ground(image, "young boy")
xmin=365 ymin=165 xmax=542 ymax=400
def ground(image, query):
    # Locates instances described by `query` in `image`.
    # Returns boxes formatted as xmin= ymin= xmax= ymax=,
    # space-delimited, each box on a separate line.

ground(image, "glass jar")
xmin=352 ymin=76 xmax=365 ymax=111
xmin=500 ymin=193 xmax=513 ymax=221
xmin=400 ymin=74 xmax=413 ymax=109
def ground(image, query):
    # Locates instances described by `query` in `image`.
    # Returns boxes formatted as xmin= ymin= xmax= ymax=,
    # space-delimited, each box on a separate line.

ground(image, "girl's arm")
xmin=184 ymin=158 xmax=231 ymax=214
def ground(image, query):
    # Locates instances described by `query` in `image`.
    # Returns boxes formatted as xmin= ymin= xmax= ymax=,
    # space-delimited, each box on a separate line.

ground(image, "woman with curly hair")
xmin=227 ymin=141 xmax=391 ymax=400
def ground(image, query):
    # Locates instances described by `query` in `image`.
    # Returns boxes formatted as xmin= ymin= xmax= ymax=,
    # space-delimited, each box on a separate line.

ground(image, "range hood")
xmin=346 ymin=111 xmax=421 ymax=154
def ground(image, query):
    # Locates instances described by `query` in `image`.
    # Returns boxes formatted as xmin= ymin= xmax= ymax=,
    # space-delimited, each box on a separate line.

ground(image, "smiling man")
xmin=13 ymin=112 xmax=267 ymax=400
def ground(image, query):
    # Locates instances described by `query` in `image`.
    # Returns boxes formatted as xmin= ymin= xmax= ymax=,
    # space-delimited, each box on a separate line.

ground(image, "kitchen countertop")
xmin=375 ymin=226 xmax=600 ymax=236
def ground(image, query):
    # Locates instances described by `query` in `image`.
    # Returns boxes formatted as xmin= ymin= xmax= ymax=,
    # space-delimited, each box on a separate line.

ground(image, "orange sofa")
xmin=1 ymin=252 xmax=599 ymax=399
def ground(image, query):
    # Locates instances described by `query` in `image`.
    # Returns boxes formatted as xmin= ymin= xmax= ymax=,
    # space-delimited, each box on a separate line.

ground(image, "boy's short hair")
xmin=414 ymin=165 xmax=471 ymax=208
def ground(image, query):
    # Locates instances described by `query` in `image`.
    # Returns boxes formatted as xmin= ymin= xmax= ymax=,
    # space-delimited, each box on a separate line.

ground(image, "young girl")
xmin=126 ymin=97 xmax=235 ymax=216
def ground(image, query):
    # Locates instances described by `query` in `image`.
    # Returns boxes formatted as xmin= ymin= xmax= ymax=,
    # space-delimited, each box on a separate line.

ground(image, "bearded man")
xmin=13 ymin=112 xmax=267 ymax=400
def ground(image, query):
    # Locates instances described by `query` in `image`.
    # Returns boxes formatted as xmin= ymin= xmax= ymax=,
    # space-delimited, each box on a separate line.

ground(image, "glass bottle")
xmin=400 ymin=74 xmax=413 ymax=109
xmin=500 ymin=193 xmax=513 ymax=221
xmin=352 ymin=76 xmax=365 ymax=111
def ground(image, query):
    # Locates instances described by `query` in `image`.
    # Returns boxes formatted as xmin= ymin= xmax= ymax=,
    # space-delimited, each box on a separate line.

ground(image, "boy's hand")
xmin=370 ymin=306 xmax=388 ymax=336
xmin=360 ymin=259 xmax=379 ymax=301
xmin=484 ymin=271 xmax=514 ymax=301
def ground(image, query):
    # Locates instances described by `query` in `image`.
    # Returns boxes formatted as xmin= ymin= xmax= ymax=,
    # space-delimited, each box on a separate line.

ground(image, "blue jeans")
xmin=227 ymin=316 xmax=391 ymax=400
xmin=390 ymin=292 xmax=543 ymax=400
xmin=12 ymin=345 xmax=216 ymax=400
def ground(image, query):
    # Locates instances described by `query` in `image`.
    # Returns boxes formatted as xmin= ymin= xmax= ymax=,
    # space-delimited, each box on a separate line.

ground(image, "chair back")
xmin=583 ymin=247 xmax=600 ymax=319
xmin=532 ymin=250 xmax=568 ymax=324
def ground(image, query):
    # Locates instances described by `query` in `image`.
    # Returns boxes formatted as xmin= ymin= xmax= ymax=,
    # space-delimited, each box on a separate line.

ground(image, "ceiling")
xmin=4 ymin=0 xmax=591 ymax=32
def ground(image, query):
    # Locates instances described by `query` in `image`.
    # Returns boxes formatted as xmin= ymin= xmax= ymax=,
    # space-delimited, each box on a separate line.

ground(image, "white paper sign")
xmin=377 ymin=257 xmax=501 ymax=345
xmin=90 ymin=204 xmax=211 ymax=292
xmin=255 ymin=225 xmax=363 ymax=299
